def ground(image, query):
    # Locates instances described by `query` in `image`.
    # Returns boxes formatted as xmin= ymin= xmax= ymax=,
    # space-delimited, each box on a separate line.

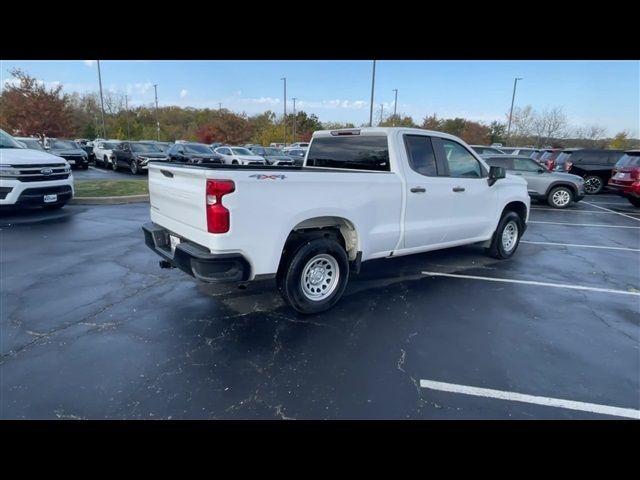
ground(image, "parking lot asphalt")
xmin=1 ymin=196 xmax=638 ymax=419
xmin=73 ymin=164 xmax=147 ymax=181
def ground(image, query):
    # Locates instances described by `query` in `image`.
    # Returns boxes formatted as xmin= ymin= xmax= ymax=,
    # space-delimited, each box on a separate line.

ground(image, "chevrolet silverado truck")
xmin=143 ymin=127 xmax=530 ymax=314
xmin=1 ymin=129 xmax=74 ymax=209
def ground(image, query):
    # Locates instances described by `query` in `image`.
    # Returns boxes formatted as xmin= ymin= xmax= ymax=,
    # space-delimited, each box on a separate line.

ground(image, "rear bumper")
xmin=607 ymin=182 xmax=639 ymax=199
xmin=142 ymin=222 xmax=251 ymax=282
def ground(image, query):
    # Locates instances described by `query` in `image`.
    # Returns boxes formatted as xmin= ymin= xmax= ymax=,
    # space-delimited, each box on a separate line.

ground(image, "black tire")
xmin=112 ymin=159 xmax=118 ymax=171
xmin=130 ymin=161 xmax=139 ymax=175
xmin=82 ymin=164 xmax=89 ymax=170
xmin=628 ymin=197 xmax=640 ymax=208
xmin=584 ymin=175 xmax=604 ymax=195
xmin=485 ymin=211 xmax=523 ymax=259
xmin=232 ymin=160 xmax=239 ymax=165
xmin=277 ymin=237 xmax=349 ymax=314
xmin=547 ymin=186 xmax=573 ymax=209
xmin=103 ymin=156 xmax=109 ymax=168
xmin=43 ymin=202 xmax=66 ymax=210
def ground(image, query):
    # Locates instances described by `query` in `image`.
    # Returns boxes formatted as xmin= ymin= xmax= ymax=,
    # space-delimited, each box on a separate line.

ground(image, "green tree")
xmin=379 ymin=114 xmax=417 ymax=127
xmin=421 ymin=114 xmax=441 ymax=130
xmin=488 ymin=121 xmax=506 ymax=145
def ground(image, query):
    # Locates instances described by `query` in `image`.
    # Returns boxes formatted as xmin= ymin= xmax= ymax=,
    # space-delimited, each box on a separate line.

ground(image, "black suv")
xmin=111 ymin=141 xmax=168 ymax=175
xmin=556 ymin=149 xmax=625 ymax=194
xmin=166 ymin=143 xmax=222 ymax=164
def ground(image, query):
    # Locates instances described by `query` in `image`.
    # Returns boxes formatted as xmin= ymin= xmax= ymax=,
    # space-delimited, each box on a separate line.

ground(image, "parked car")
xmin=166 ymin=143 xmax=223 ymax=164
xmin=46 ymin=139 xmax=89 ymax=169
xmin=285 ymin=142 xmax=310 ymax=150
xmin=213 ymin=146 xmax=267 ymax=165
xmin=209 ymin=142 xmax=225 ymax=149
xmin=248 ymin=146 xmax=295 ymax=165
xmin=483 ymin=155 xmax=584 ymax=208
xmin=75 ymin=138 xmax=95 ymax=162
xmin=557 ymin=149 xmax=625 ymax=194
xmin=269 ymin=142 xmax=286 ymax=148
xmin=282 ymin=148 xmax=306 ymax=166
xmin=14 ymin=137 xmax=45 ymax=151
xmin=536 ymin=148 xmax=564 ymax=171
xmin=111 ymin=141 xmax=169 ymax=174
xmin=0 ymin=129 xmax=74 ymax=210
xmin=607 ymin=150 xmax=640 ymax=207
xmin=93 ymin=140 xmax=121 ymax=168
xmin=153 ymin=141 xmax=173 ymax=152
xmin=501 ymin=147 xmax=539 ymax=157
xmin=142 ymin=127 xmax=529 ymax=314
xmin=470 ymin=145 xmax=505 ymax=155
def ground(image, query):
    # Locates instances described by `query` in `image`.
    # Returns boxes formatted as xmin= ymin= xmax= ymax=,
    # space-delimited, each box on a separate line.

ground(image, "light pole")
xmin=281 ymin=77 xmax=287 ymax=145
xmin=392 ymin=88 xmax=398 ymax=125
xmin=124 ymin=94 xmax=130 ymax=140
xmin=368 ymin=60 xmax=376 ymax=127
xmin=218 ymin=102 xmax=222 ymax=110
xmin=379 ymin=104 xmax=384 ymax=126
xmin=153 ymin=84 xmax=160 ymax=141
xmin=506 ymin=77 xmax=523 ymax=143
xmin=292 ymin=97 xmax=297 ymax=141
xmin=96 ymin=60 xmax=107 ymax=138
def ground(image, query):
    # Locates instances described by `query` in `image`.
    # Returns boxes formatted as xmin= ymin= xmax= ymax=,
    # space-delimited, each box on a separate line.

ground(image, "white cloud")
xmin=126 ymin=82 xmax=154 ymax=95
xmin=83 ymin=60 xmax=96 ymax=67
xmin=239 ymin=96 xmax=280 ymax=106
xmin=180 ymin=89 xmax=189 ymax=98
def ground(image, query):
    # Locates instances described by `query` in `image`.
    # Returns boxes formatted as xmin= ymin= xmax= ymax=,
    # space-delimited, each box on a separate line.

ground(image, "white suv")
xmin=0 ymin=129 xmax=74 ymax=209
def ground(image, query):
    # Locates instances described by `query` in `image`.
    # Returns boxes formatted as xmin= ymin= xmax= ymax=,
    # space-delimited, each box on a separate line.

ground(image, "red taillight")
xmin=631 ymin=180 xmax=640 ymax=194
xmin=631 ymin=168 xmax=640 ymax=180
xmin=564 ymin=161 xmax=572 ymax=171
xmin=206 ymin=179 xmax=235 ymax=233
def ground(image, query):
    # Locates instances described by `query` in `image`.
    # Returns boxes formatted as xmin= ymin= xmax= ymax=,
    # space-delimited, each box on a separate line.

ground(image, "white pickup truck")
xmin=143 ymin=127 xmax=530 ymax=313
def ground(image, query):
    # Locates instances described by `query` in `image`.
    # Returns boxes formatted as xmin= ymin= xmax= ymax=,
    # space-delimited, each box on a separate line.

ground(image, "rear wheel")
xmin=628 ymin=197 xmax=640 ymax=208
xmin=584 ymin=175 xmax=603 ymax=195
xmin=277 ymin=237 xmax=349 ymax=314
xmin=232 ymin=160 xmax=239 ymax=165
xmin=547 ymin=186 xmax=573 ymax=208
xmin=486 ymin=211 xmax=523 ymax=259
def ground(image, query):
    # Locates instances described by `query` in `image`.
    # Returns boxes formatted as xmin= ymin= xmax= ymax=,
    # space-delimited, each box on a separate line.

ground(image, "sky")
xmin=1 ymin=60 xmax=638 ymax=136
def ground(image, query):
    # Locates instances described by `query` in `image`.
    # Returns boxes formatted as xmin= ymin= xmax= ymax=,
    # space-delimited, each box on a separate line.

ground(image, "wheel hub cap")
xmin=501 ymin=221 xmax=518 ymax=252
xmin=301 ymin=254 xmax=340 ymax=301
xmin=553 ymin=190 xmax=571 ymax=206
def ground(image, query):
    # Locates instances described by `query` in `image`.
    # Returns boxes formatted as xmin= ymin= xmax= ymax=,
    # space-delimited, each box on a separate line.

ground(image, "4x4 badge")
xmin=249 ymin=174 xmax=286 ymax=180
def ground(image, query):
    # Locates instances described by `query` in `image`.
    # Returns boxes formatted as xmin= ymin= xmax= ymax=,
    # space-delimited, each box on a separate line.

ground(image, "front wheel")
xmin=628 ymin=197 xmax=640 ymax=208
xmin=277 ymin=238 xmax=349 ymax=314
xmin=130 ymin=161 xmax=139 ymax=175
xmin=486 ymin=211 xmax=523 ymax=259
xmin=584 ymin=175 xmax=604 ymax=195
xmin=547 ymin=186 xmax=573 ymax=209
xmin=103 ymin=156 xmax=109 ymax=168
xmin=112 ymin=159 xmax=118 ymax=171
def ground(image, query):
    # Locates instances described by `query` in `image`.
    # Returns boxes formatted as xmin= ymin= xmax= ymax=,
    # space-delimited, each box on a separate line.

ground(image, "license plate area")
xmin=44 ymin=194 xmax=57 ymax=203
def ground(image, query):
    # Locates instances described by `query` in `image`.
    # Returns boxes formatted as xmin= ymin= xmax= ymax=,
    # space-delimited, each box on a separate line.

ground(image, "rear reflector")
xmin=206 ymin=179 xmax=235 ymax=233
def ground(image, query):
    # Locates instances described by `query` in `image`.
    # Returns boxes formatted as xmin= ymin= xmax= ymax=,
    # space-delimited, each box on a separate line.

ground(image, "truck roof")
xmin=311 ymin=126 xmax=468 ymax=143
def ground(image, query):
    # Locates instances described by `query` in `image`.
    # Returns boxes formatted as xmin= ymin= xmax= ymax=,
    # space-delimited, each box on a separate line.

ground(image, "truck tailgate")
xmin=148 ymin=163 xmax=210 ymax=244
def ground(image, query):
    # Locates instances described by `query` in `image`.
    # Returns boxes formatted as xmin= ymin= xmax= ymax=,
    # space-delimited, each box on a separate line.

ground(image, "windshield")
xmin=50 ymin=140 xmax=78 ymax=149
xmin=555 ymin=152 xmax=571 ymax=163
xmin=264 ymin=148 xmax=283 ymax=155
xmin=616 ymin=153 xmax=640 ymax=168
xmin=231 ymin=148 xmax=253 ymax=155
xmin=185 ymin=144 xmax=213 ymax=154
xmin=104 ymin=142 xmax=119 ymax=149
xmin=131 ymin=143 xmax=163 ymax=153
xmin=540 ymin=151 xmax=556 ymax=160
xmin=19 ymin=139 xmax=45 ymax=150
xmin=0 ymin=130 xmax=25 ymax=148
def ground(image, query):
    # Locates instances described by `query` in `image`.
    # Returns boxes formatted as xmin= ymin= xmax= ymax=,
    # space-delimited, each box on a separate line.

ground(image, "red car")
xmin=607 ymin=150 xmax=640 ymax=207
xmin=537 ymin=148 xmax=563 ymax=171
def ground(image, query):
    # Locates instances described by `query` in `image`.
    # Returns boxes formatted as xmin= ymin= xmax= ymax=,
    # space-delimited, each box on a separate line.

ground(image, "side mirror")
xmin=488 ymin=165 xmax=506 ymax=186
xmin=537 ymin=168 xmax=546 ymax=174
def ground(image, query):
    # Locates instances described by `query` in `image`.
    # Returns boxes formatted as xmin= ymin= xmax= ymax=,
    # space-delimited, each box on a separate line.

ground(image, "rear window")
xmin=616 ymin=153 xmax=640 ymax=168
xmin=540 ymin=151 xmax=555 ymax=160
xmin=306 ymin=136 xmax=390 ymax=171
xmin=555 ymin=152 xmax=572 ymax=163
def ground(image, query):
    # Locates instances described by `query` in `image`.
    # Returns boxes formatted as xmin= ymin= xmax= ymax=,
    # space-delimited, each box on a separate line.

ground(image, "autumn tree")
xmin=609 ymin=131 xmax=632 ymax=150
xmin=421 ymin=114 xmax=441 ymax=130
xmin=0 ymin=68 xmax=75 ymax=137
xmin=379 ymin=114 xmax=417 ymax=127
xmin=459 ymin=121 xmax=490 ymax=145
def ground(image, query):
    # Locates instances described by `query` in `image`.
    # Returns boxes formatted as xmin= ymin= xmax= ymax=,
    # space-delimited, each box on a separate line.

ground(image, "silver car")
xmin=483 ymin=155 xmax=585 ymax=209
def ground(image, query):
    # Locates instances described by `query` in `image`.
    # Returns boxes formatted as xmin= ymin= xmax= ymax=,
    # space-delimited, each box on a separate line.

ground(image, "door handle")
xmin=410 ymin=187 xmax=426 ymax=193
xmin=514 ymin=173 xmax=522 ymax=176
xmin=452 ymin=187 xmax=465 ymax=192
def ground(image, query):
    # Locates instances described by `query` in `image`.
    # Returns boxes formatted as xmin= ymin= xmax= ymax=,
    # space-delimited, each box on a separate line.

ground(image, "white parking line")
xmin=520 ymin=240 xmax=640 ymax=252
xmin=588 ymin=202 xmax=632 ymax=206
xmin=531 ymin=208 xmax=630 ymax=215
xmin=419 ymin=380 xmax=640 ymax=419
xmin=421 ymin=271 xmax=640 ymax=296
xmin=583 ymin=201 xmax=640 ymax=222
xmin=529 ymin=220 xmax=640 ymax=229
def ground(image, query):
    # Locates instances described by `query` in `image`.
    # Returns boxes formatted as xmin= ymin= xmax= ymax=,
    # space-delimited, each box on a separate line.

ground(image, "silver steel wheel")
xmin=552 ymin=189 xmax=571 ymax=207
xmin=584 ymin=176 xmax=602 ymax=194
xmin=501 ymin=220 xmax=519 ymax=253
xmin=300 ymin=254 xmax=340 ymax=301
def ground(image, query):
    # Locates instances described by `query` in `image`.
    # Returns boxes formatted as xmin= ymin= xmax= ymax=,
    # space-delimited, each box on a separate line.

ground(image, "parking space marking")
xmin=587 ymin=202 xmax=632 ymax=206
xmin=419 ymin=380 xmax=640 ymax=419
xmin=421 ymin=271 xmax=640 ymax=296
xmin=531 ymin=207 xmax=630 ymax=215
xmin=582 ymin=201 xmax=640 ymax=222
xmin=529 ymin=220 xmax=640 ymax=229
xmin=520 ymin=240 xmax=640 ymax=252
